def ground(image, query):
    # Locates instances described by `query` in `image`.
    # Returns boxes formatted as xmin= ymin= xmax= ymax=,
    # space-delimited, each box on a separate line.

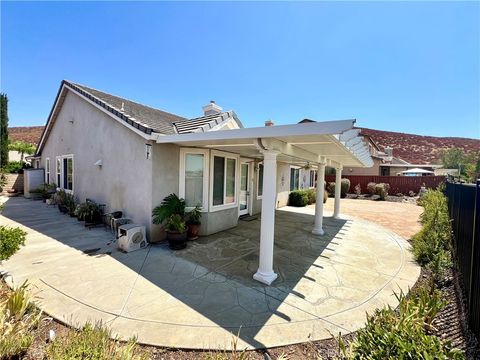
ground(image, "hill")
xmin=358 ymin=127 xmax=480 ymax=165
xmin=7 ymin=126 xmax=44 ymax=145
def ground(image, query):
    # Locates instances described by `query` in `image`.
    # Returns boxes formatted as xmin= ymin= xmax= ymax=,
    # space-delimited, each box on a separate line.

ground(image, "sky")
xmin=1 ymin=1 xmax=479 ymax=138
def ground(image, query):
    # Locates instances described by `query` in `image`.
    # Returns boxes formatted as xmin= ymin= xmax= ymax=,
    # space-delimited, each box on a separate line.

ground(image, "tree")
xmin=0 ymin=93 xmax=8 ymax=167
xmin=440 ymin=148 xmax=465 ymax=170
xmin=441 ymin=148 xmax=480 ymax=182
xmin=8 ymin=140 xmax=36 ymax=162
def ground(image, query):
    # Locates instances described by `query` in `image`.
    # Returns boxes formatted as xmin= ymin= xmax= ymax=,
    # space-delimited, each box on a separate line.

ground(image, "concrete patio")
xmin=0 ymin=197 xmax=420 ymax=350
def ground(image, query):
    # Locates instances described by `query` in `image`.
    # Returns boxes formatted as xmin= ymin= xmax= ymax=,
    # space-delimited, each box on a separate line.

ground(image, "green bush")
xmin=288 ymin=190 xmax=309 ymax=207
xmin=375 ymin=183 xmax=390 ymax=200
xmin=412 ymin=189 xmax=453 ymax=280
xmin=0 ymin=226 xmax=27 ymax=261
xmin=0 ymin=161 xmax=31 ymax=174
xmin=367 ymin=182 xmax=376 ymax=195
xmin=327 ymin=179 xmax=351 ymax=198
xmin=343 ymin=286 xmax=464 ymax=359
xmin=305 ymin=189 xmax=316 ymax=205
xmin=46 ymin=322 xmax=148 ymax=360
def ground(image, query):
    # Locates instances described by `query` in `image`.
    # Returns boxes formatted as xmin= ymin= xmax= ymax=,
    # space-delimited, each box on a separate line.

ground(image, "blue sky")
xmin=1 ymin=1 xmax=479 ymax=138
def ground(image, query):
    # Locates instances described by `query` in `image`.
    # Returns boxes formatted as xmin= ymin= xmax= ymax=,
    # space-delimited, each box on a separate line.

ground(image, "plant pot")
xmin=58 ymin=204 xmax=68 ymax=213
xmin=166 ymin=230 xmax=188 ymax=250
xmin=187 ymin=223 xmax=200 ymax=241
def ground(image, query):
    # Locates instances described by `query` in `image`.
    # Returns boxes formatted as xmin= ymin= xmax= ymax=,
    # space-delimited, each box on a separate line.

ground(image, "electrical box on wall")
xmin=145 ymin=144 xmax=152 ymax=160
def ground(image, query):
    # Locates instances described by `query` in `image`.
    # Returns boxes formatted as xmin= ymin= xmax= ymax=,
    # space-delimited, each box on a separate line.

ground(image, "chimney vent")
xmin=384 ymin=146 xmax=393 ymax=157
xmin=202 ymin=101 xmax=222 ymax=116
xmin=265 ymin=120 xmax=274 ymax=127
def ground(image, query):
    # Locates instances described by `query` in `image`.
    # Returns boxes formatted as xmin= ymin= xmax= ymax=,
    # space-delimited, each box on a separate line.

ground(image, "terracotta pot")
xmin=166 ymin=230 xmax=188 ymax=250
xmin=187 ymin=223 xmax=200 ymax=240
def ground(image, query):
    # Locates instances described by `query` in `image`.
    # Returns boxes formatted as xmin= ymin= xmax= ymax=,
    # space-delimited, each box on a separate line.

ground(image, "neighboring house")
xmin=7 ymin=126 xmax=44 ymax=163
xmin=346 ymin=131 xmax=442 ymax=176
xmin=31 ymin=80 xmax=372 ymax=283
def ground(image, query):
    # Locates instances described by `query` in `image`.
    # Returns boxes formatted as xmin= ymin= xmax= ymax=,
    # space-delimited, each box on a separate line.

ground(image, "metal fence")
xmin=445 ymin=180 xmax=480 ymax=341
xmin=325 ymin=175 xmax=445 ymax=195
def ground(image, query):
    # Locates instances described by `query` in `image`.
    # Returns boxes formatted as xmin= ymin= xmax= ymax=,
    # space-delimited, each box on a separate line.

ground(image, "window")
xmin=210 ymin=151 xmax=238 ymax=209
xmin=257 ymin=163 xmax=264 ymax=198
xmin=45 ymin=158 xmax=50 ymax=184
xmin=290 ymin=168 xmax=300 ymax=191
xmin=179 ymin=149 xmax=209 ymax=210
xmin=309 ymin=170 xmax=317 ymax=188
xmin=56 ymin=158 xmax=61 ymax=186
xmin=63 ymin=156 xmax=74 ymax=191
xmin=185 ymin=153 xmax=204 ymax=207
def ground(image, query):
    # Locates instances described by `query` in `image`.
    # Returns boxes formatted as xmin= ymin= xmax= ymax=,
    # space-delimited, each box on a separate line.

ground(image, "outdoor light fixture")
xmin=145 ymin=144 xmax=152 ymax=160
xmin=94 ymin=159 xmax=102 ymax=167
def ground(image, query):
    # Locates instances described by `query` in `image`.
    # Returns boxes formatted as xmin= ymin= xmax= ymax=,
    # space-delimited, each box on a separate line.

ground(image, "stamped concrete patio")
xmin=0 ymin=197 xmax=420 ymax=350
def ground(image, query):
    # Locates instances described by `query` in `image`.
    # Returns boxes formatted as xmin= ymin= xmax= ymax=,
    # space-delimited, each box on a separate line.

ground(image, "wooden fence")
xmin=325 ymin=175 xmax=445 ymax=195
xmin=445 ymin=180 xmax=480 ymax=342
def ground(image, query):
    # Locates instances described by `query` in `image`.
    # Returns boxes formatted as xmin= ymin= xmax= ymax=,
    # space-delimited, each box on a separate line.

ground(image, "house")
xmin=30 ymin=80 xmax=372 ymax=285
xmin=345 ymin=131 xmax=442 ymax=176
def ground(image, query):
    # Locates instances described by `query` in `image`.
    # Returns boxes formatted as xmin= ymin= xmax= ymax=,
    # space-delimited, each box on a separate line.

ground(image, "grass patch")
xmin=45 ymin=322 xmax=148 ymax=360
xmin=0 ymin=281 xmax=41 ymax=359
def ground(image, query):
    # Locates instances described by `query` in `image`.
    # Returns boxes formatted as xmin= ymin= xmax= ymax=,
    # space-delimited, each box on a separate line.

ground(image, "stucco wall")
xmin=202 ymin=208 xmax=239 ymax=235
xmin=345 ymin=158 xmax=381 ymax=176
xmin=151 ymin=143 xmax=180 ymax=241
xmin=40 ymin=91 xmax=154 ymax=238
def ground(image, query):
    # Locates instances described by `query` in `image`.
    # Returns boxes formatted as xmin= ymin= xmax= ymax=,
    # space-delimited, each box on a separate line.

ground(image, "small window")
xmin=212 ymin=153 xmax=237 ymax=207
xmin=56 ymin=158 xmax=61 ymax=186
xmin=257 ymin=163 xmax=264 ymax=198
xmin=290 ymin=168 xmax=300 ymax=191
xmin=45 ymin=158 xmax=50 ymax=184
xmin=309 ymin=170 xmax=317 ymax=188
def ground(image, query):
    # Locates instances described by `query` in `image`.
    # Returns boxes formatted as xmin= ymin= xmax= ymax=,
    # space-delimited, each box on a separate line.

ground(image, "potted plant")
xmin=165 ymin=214 xmax=188 ymax=250
xmin=152 ymin=193 xmax=187 ymax=248
xmin=186 ymin=205 xmax=202 ymax=240
xmin=56 ymin=189 xmax=68 ymax=213
xmin=63 ymin=193 xmax=77 ymax=217
xmin=75 ymin=201 xmax=102 ymax=224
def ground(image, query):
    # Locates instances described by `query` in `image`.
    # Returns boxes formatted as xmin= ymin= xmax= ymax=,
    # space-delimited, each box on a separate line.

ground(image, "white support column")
xmin=333 ymin=166 xmax=342 ymax=219
xmin=312 ymin=161 xmax=326 ymax=235
xmin=253 ymin=149 xmax=280 ymax=285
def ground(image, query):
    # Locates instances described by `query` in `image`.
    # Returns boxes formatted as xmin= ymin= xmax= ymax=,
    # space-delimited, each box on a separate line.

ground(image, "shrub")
xmin=305 ymin=189 xmax=316 ymax=205
xmin=412 ymin=189 xmax=453 ymax=281
xmin=343 ymin=286 xmax=464 ymax=359
xmin=75 ymin=201 xmax=102 ymax=223
xmin=0 ymin=161 xmax=31 ymax=174
xmin=46 ymin=322 xmax=148 ymax=360
xmin=327 ymin=179 xmax=351 ymax=198
xmin=374 ymin=183 xmax=390 ymax=200
xmin=409 ymin=190 xmax=416 ymax=197
xmin=0 ymin=172 xmax=6 ymax=189
xmin=0 ymin=281 xmax=40 ymax=359
xmin=367 ymin=182 xmax=376 ymax=195
xmin=354 ymin=183 xmax=362 ymax=196
xmin=341 ymin=178 xmax=350 ymax=197
xmin=288 ymin=190 xmax=309 ymax=207
xmin=0 ymin=226 xmax=27 ymax=261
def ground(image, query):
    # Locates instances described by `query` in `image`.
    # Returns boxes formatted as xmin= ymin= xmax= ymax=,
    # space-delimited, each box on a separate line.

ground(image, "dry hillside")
xmin=359 ymin=127 xmax=480 ymax=164
xmin=7 ymin=126 xmax=44 ymax=145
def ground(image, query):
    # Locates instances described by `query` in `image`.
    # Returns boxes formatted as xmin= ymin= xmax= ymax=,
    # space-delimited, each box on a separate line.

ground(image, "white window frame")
xmin=45 ymin=158 xmax=50 ymax=184
xmin=309 ymin=169 xmax=317 ymax=189
xmin=179 ymin=148 xmax=209 ymax=211
xmin=56 ymin=156 xmax=61 ymax=188
xmin=209 ymin=150 xmax=239 ymax=212
xmin=56 ymin=154 xmax=74 ymax=194
xmin=290 ymin=166 xmax=301 ymax=191
xmin=256 ymin=162 xmax=264 ymax=200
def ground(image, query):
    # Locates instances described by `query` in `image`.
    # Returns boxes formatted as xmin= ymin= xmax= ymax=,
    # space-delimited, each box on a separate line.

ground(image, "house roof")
xmin=173 ymin=111 xmax=242 ymax=134
xmin=36 ymin=80 xmax=243 ymax=154
xmin=70 ymin=82 xmax=187 ymax=135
